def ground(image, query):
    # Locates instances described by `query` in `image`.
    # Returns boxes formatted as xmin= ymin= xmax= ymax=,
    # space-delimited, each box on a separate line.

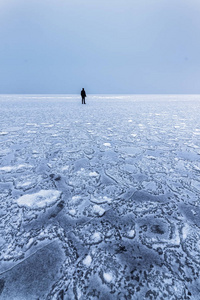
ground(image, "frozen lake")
xmin=0 ymin=94 xmax=200 ymax=299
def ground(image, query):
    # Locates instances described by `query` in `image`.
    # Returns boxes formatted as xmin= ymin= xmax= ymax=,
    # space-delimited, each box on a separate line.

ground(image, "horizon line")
xmin=1 ymin=93 xmax=200 ymax=96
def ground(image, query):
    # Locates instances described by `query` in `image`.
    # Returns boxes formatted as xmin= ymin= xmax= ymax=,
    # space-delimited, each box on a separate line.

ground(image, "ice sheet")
xmin=0 ymin=94 xmax=200 ymax=299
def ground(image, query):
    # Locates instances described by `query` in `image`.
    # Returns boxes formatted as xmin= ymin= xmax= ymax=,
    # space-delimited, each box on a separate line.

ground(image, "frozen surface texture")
xmin=0 ymin=94 xmax=200 ymax=299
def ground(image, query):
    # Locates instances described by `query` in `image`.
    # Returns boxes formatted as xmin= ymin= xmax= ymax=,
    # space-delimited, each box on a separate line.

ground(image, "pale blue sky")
xmin=0 ymin=0 xmax=200 ymax=94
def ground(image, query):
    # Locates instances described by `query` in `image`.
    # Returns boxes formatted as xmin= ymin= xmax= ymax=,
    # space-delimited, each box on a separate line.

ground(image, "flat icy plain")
xmin=0 ymin=94 xmax=200 ymax=299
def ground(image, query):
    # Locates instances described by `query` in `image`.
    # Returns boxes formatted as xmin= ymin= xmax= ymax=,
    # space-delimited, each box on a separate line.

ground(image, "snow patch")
xmin=26 ymin=123 xmax=38 ymax=126
xmin=0 ymin=164 xmax=32 ymax=172
xmin=90 ymin=195 xmax=112 ymax=204
xmin=182 ymin=224 xmax=190 ymax=240
xmin=61 ymin=165 xmax=69 ymax=171
xmin=93 ymin=205 xmax=105 ymax=217
xmin=103 ymin=272 xmax=113 ymax=283
xmin=44 ymin=124 xmax=54 ymax=128
xmin=127 ymin=229 xmax=135 ymax=239
xmin=71 ymin=196 xmax=82 ymax=203
xmin=103 ymin=143 xmax=111 ymax=147
xmin=16 ymin=190 xmax=61 ymax=209
xmin=68 ymin=209 xmax=76 ymax=216
xmin=0 ymin=166 xmax=13 ymax=172
xmin=27 ymin=130 xmax=37 ymax=133
xmin=90 ymin=232 xmax=102 ymax=244
xmin=83 ymin=255 xmax=92 ymax=267
xmin=89 ymin=171 xmax=99 ymax=177
xmin=16 ymin=181 xmax=33 ymax=189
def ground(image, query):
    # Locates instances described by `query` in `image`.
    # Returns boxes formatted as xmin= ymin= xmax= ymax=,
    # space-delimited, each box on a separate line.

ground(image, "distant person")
xmin=81 ymin=88 xmax=86 ymax=104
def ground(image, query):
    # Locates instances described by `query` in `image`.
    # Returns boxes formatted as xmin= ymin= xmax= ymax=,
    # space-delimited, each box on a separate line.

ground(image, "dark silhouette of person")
xmin=81 ymin=88 xmax=86 ymax=104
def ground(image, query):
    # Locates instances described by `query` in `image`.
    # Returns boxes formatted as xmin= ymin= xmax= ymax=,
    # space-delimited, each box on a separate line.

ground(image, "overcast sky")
xmin=0 ymin=0 xmax=200 ymax=94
